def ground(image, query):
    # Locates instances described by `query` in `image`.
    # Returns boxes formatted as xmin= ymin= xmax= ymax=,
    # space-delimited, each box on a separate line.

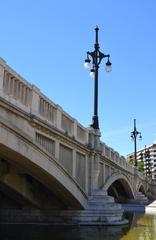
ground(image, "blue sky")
xmin=0 ymin=0 xmax=156 ymax=157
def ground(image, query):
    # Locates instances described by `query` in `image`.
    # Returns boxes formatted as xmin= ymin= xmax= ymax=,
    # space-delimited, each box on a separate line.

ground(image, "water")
xmin=0 ymin=212 xmax=156 ymax=240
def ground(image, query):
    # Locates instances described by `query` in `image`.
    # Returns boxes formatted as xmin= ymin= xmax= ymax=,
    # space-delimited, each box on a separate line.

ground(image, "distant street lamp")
xmin=84 ymin=26 xmax=112 ymax=130
xmin=131 ymin=119 xmax=142 ymax=167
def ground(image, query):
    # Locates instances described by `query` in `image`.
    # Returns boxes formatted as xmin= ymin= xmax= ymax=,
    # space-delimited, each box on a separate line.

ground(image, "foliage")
xmin=127 ymin=158 xmax=144 ymax=174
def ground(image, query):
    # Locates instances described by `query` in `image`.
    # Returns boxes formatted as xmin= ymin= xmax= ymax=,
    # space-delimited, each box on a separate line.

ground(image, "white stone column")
xmin=55 ymin=140 xmax=60 ymax=160
xmin=72 ymin=150 xmax=76 ymax=178
xmin=90 ymin=153 xmax=100 ymax=192
xmin=0 ymin=59 xmax=5 ymax=96
xmin=103 ymin=163 xmax=106 ymax=184
xmin=88 ymin=127 xmax=101 ymax=151
xmin=85 ymin=155 xmax=88 ymax=194
xmin=56 ymin=105 xmax=62 ymax=130
xmin=31 ymin=85 xmax=40 ymax=116
xmin=109 ymin=165 xmax=111 ymax=177
xmin=73 ymin=120 xmax=77 ymax=140
xmin=87 ymin=127 xmax=101 ymax=193
xmin=85 ymin=129 xmax=89 ymax=145
xmin=11 ymin=77 xmax=15 ymax=97
xmin=19 ymin=82 xmax=23 ymax=102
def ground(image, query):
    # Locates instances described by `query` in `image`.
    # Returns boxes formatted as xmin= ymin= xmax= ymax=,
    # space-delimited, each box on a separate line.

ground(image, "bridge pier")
xmin=88 ymin=128 xmax=102 ymax=193
xmin=83 ymin=128 xmax=128 ymax=225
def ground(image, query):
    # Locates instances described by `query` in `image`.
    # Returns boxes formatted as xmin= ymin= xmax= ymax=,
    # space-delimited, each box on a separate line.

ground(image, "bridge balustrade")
xmin=36 ymin=132 xmax=55 ymax=156
xmin=3 ymin=70 xmax=32 ymax=107
xmin=0 ymin=58 xmax=146 ymax=187
xmin=39 ymin=96 xmax=57 ymax=124
xmin=0 ymin=58 xmax=89 ymax=146
xmin=100 ymin=142 xmax=132 ymax=172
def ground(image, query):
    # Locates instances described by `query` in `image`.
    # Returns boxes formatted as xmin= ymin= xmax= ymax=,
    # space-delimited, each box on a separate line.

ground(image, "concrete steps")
xmin=135 ymin=192 xmax=149 ymax=204
xmin=128 ymin=192 xmax=149 ymax=204
xmin=81 ymin=190 xmax=127 ymax=225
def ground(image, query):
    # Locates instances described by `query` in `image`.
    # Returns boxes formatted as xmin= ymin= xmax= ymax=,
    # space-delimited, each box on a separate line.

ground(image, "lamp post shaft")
xmin=134 ymin=119 xmax=137 ymax=167
xmin=92 ymin=27 xmax=99 ymax=129
xmin=92 ymin=65 xmax=99 ymax=129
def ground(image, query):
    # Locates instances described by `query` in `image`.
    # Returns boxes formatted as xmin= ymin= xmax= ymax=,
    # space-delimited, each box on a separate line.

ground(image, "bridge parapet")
xmin=0 ymin=58 xmax=148 ymax=188
xmin=100 ymin=141 xmax=134 ymax=174
xmin=0 ymin=58 xmax=89 ymax=146
xmin=0 ymin=58 xmax=135 ymax=173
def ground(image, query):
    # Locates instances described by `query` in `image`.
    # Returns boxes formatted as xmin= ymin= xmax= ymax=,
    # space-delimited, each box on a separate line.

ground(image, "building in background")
xmin=127 ymin=143 xmax=156 ymax=180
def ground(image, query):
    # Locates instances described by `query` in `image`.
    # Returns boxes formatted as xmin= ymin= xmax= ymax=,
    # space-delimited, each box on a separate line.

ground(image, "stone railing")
xmin=0 ymin=58 xmax=89 ymax=145
xmin=0 ymin=58 xmax=138 ymax=177
xmin=39 ymin=96 xmax=57 ymax=124
xmin=3 ymin=70 xmax=32 ymax=107
xmin=36 ymin=132 xmax=55 ymax=156
xmin=100 ymin=142 xmax=135 ymax=174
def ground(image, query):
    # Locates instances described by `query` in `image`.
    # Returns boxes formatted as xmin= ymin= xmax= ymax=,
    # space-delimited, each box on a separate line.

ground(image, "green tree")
xmin=127 ymin=157 xmax=144 ymax=174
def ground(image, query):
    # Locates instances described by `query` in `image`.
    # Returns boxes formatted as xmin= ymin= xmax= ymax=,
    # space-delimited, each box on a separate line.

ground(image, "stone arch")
xmin=147 ymin=186 xmax=150 ymax=192
xmin=103 ymin=172 xmax=135 ymax=201
xmin=0 ymin=124 xmax=87 ymax=209
xmin=138 ymin=183 xmax=146 ymax=195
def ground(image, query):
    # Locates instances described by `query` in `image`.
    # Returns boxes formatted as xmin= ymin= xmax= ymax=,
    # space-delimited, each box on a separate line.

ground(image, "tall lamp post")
xmin=131 ymin=119 xmax=142 ymax=167
xmin=84 ymin=26 xmax=112 ymax=130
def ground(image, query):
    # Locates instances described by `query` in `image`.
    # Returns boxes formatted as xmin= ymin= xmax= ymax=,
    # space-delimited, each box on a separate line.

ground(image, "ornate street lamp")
xmin=131 ymin=119 xmax=142 ymax=167
xmin=84 ymin=26 xmax=112 ymax=130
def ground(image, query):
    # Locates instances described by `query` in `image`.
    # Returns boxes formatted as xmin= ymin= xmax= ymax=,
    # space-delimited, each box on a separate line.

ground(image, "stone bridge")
xmin=0 ymin=58 xmax=152 ymax=225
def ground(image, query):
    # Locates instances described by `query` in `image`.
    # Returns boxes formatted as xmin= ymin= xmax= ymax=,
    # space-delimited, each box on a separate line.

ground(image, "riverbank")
xmin=145 ymin=200 xmax=156 ymax=213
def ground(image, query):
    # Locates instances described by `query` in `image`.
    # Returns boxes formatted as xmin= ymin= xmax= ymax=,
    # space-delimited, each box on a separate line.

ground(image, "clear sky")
xmin=0 ymin=0 xmax=156 ymax=157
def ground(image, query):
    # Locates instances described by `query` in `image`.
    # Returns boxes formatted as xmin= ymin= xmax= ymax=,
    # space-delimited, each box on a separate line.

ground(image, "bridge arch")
xmin=103 ymin=172 xmax=135 ymax=203
xmin=0 ymin=123 xmax=87 ymax=209
xmin=138 ymin=183 xmax=146 ymax=195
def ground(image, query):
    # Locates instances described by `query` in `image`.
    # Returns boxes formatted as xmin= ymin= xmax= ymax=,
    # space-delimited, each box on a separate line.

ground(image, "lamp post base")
xmin=90 ymin=115 xmax=99 ymax=130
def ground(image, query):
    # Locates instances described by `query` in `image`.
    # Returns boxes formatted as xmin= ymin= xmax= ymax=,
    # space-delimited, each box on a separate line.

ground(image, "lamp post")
xmin=84 ymin=26 xmax=112 ymax=130
xmin=131 ymin=119 xmax=142 ymax=167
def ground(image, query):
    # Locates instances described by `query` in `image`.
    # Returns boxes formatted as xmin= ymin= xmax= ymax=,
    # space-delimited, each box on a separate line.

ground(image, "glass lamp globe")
xmin=105 ymin=59 xmax=112 ymax=72
xmin=84 ymin=61 xmax=90 ymax=69
xmin=90 ymin=69 xmax=95 ymax=78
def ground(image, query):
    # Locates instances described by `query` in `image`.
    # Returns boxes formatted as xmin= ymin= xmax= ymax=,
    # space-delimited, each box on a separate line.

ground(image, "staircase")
xmin=128 ymin=191 xmax=149 ymax=205
xmin=74 ymin=189 xmax=128 ymax=225
xmin=135 ymin=192 xmax=149 ymax=204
